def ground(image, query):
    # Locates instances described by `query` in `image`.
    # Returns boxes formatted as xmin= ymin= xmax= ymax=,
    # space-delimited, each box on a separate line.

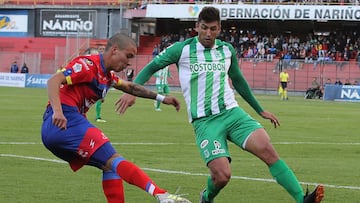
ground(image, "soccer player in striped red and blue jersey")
xmin=117 ymin=7 xmax=324 ymax=203
xmin=41 ymin=33 xmax=191 ymax=203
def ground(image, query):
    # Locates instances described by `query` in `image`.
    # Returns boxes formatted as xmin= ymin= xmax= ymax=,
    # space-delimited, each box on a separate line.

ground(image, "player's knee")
xmin=259 ymin=143 xmax=279 ymax=165
xmin=212 ymin=170 xmax=231 ymax=188
xmin=104 ymin=153 xmax=122 ymax=170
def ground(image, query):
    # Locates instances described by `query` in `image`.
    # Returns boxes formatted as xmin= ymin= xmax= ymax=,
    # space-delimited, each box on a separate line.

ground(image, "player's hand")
xmin=115 ymin=93 xmax=136 ymax=114
xmin=260 ymin=111 xmax=280 ymax=128
xmin=163 ymin=96 xmax=180 ymax=112
xmin=52 ymin=111 xmax=67 ymax=130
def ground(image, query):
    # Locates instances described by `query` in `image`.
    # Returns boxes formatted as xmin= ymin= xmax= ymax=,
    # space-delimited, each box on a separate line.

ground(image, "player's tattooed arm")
xmin=114 ymin=80 xmax=180 ymax=114
xmin=115 ymin=80 xmax=157 ymax=100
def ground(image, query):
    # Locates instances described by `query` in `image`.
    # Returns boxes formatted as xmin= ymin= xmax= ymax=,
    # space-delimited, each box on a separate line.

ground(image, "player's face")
xmin=110 ymin=44 xmax=137 ymax=72
xmin=196 ymin=20 xmax=221 ymax=48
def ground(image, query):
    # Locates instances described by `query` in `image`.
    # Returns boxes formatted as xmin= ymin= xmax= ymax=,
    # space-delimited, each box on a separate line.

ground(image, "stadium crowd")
xmin=157 ymin=28 xmax=360 ymax=70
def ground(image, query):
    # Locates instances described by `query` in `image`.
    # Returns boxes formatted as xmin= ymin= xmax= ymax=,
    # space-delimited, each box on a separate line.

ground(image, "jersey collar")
xmin=195 ymin=36 xmax=220 ymax=49
xmin=99 ymin=54 xmax=106 ymax=74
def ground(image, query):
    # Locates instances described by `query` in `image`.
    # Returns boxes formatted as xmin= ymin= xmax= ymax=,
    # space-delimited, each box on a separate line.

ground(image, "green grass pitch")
xmin=0 ymin=86 xmax=359 ymax=202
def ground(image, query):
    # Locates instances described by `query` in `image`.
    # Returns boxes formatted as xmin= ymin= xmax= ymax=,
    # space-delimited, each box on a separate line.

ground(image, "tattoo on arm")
xmin=124 ymin=83 xmax=157 ymax=99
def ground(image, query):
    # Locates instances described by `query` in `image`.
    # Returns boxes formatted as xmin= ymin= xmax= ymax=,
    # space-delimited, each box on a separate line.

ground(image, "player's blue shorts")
xmin=41 ymin=104 xmax=116 ymax=171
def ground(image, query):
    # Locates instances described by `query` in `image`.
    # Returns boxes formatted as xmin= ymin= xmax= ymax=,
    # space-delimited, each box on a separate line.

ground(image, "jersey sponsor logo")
xmin=211 ymin=140 xmax=225 ymax=155
xmin=89 ymin=139 xmax=95 ymax=149
xmin=200 ymin=139 xmax=209 ymax=149
xmin=203 ymin=149 xmax=210 ymax=159
xmin=190 ymin=62 xmax=226 ymax=73
xmin=72 ymin=63 xmax=82 ymax=73
xmin=214 ymin=140 xmax=221 ymax=149
xmin=79 ymin=58 xmax=93 ymax=70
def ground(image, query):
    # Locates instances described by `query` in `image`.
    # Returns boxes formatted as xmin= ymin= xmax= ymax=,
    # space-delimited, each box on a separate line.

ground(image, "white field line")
xmin=1 ymin=153 xmax=359 ymax=191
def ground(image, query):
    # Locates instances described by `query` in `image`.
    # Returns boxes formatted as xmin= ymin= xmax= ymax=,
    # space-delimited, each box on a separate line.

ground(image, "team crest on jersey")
xmin=72 ymin=63 xmax=82 ymax=73
xmin=214 ymin=50 xmax=222 ymax=59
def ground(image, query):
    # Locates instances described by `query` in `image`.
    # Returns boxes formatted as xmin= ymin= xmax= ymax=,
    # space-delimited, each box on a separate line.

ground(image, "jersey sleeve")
xmin=111 ymin=71 xmax=122 ymax=87
xmin=226 ymin=43 xmax=264 ymax=114
xmin=134 ymin=42 xmax=183 ymax=85
xmin=62 ymin=57 xmax=96 ymax=85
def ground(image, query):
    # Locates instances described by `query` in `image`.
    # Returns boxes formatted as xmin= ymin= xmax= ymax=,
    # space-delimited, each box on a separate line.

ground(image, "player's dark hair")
xmin=198 ymin=7 xmax=220 ymax=23
xmin=106 ymin=33 xmax=136 ymax=51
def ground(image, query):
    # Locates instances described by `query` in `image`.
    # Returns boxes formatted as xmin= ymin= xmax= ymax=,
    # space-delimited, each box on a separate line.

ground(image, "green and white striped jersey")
xmin=135 ymin=36 xmax=263 ymax=122
xmin=154 ymin=66 xmax=170 ymax=86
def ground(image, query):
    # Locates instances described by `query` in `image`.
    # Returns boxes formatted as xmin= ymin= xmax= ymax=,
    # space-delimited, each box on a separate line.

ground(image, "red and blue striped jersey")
xmin=59 ymin=54 xmax=121 ymax=114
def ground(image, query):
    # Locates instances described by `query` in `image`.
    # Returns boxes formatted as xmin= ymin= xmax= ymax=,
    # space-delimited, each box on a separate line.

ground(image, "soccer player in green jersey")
xmin=153 ymin=66 xmax=171 ymax=111
xmin=95 ymin=45 xmax=107 ymax=123
xmin=116 ymin=7 xmax=324 ymax=203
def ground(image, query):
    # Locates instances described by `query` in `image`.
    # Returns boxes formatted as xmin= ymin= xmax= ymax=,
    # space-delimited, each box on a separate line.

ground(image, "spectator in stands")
xmin=335 ymin=79 xmax=343 ymax=85
xmin=258 ymin=45 xmax=266 ymax=61
xmin=354 ymin=80 xmax=359 ymax=85
xmin=282 ymin=51 xmax=292 ymax=69
xmin=323 ymin=52 xmax=334 ymax=63
xmin=267 ymin=44 xmax=277 ymax=62
xmin=344 ymin=79 xmax=352 ymax=85
xmin=325 ymin=78 xmax=332 ymax=86
xmin=20 ymin=63 xmax=29 ymax=73
xmin=10 ymin=61 xmax=19 ymax=73
xmin=311 ymin=77 xmax=320 ymax=89
xmin=152 ymin=44 xmax=159 ymax=58
xmin=335 ymin=51 xmax=345 ymax=70
xmin=299 ymin=47 xmax=306 ymax=60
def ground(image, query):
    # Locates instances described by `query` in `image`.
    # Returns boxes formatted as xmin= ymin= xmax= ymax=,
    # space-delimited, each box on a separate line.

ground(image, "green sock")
xmin=204 ymin=176 xmax=221 ymax=202
xmin=269 ymin=159 xmax=304 ymax=203
xmin=156 ymin=101 xmax=161 ymax=109
xmin=95 ymin=101 xmax=102 ymax=119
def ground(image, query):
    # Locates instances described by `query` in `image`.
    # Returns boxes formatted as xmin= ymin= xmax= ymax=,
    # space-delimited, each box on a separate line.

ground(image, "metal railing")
xmin=1 ymin=52 xmax=359 ymax=92
xmin=130 ymin=56 xmax=360 ymax=92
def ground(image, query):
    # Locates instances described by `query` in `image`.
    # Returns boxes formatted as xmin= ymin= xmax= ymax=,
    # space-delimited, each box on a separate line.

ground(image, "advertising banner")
xmin=39 ymin=10 xmax=96 ymax=37
xmin=146 ymin=4 xmax=360 ymax=21
xmin=324 ymin=84 xmax=360 ymax=102
xmin=0 ymin=73 xmax=25 ymax=87
xmin=25 ymin=74 xmax=52 ymax=88
xmin=0 ymin=10 xmax=28 ymax=37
